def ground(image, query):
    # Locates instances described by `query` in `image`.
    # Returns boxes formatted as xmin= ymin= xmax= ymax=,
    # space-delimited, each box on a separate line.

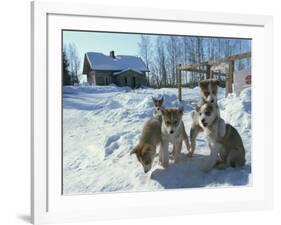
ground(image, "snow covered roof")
xmin=85 ymin=52 xmax=149 ymax=72
xmin=113 ymin=68 xmax=143 ymax=76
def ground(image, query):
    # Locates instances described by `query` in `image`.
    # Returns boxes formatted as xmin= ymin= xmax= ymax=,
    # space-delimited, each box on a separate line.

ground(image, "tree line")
xmin=138 ymin=35 xmax=251 ymax=88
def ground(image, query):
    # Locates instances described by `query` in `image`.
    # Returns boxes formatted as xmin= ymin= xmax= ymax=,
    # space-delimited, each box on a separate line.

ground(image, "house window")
xmin=124 ymin=77 xmax=127 ymax=86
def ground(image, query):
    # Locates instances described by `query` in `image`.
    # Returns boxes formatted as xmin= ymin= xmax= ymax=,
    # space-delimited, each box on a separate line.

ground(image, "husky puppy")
xmin=199 ymin=79 xmax=220 ymax=103
xmin=197 ymin=101 xmax=246 ymax=171
xmin=189 ymin=79 xmax=220 ymax=157
xmin=152 ymin=97 xmax=164 ymax=117
xmin=130 ymin=117 xmax=162 ymax=173
xmin=159 ymin=107 xmax=190 ymax=167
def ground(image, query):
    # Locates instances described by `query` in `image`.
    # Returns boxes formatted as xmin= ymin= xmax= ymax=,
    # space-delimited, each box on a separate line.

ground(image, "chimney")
xmin=109 ymin=50 xmax=115 ymax=59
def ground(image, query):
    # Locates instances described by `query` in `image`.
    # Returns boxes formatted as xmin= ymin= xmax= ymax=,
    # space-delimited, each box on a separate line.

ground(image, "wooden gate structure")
xmin=176 ymin=51 xmax=251 ymax=101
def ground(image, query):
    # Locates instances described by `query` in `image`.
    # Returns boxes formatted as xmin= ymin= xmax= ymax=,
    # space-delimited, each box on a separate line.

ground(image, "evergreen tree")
xmin=63 ymin=50 xmax=71 ymax=85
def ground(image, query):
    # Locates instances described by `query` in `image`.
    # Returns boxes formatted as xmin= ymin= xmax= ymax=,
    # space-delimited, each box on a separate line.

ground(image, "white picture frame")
xmin=31 ymin=1 xmax=274 ymax=224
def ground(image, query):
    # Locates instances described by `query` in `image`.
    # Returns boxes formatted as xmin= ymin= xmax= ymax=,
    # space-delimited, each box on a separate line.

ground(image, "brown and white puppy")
xmin=160 ymin=107 xmax=190 ymax=167
xmin=199 ymin=79 xmax=220 ymax=103
xmin=130 ymin=117 xmax=162 ymax=173
xmin=152 ymin=97 xmax=164 ymax=118
xmin=189 ymin=79 xmax=220 ymax=157
xmin=197 ymin=101 xmax=246 ymax=171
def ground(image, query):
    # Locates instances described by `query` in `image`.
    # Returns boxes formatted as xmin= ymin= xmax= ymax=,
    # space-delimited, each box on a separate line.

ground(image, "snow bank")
xmin=63 ymin=85 xmax=251 ymax=194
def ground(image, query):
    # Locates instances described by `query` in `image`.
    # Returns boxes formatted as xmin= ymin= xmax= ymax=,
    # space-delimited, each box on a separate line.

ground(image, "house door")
xmin=124 ymin=77 xmax=127 ymax=86
xmin=132 ymin=77 xmax=136 ymax=88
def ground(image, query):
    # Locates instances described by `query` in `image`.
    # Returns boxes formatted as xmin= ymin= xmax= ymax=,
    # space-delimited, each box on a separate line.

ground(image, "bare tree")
xmin=150 ymin=66 xmax=162 ymax=88
xmin=138 ymin=35 xmax=152 ymax=85
xmin=66 ymin=43 xmax=81 ymax=84
xmin=206 ymin=37 xmax=216 ymax=60
xmin=222 ymin=39 xmax=232 ymax=57
xmin=166 ymin=36 xmax=182 ymax=86
xmin=185 ymin=37 xmax=200 ymax=85
xmin=138 ymin=34 xmax=251 ymax=88
xmin=181 ymin=37 xmax=190 ymax=85
xmin=154 ymin=36 xmax=167 ymax=87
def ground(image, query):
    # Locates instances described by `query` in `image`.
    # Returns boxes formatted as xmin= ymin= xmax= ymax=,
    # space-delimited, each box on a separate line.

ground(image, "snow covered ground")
xmin=63 ymin=85 xmax=252 ymax=194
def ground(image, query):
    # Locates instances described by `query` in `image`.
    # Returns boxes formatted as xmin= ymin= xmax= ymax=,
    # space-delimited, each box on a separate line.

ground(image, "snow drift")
xmin=63 ymin=85 xmax=251 ymax=194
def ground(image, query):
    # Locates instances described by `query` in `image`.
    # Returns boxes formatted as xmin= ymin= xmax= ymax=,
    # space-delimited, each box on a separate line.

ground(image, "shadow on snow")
xmin=150 ymin=153 xmax=251 ymax=189
xmin=63 ymin=95 xmax=123 ymax=111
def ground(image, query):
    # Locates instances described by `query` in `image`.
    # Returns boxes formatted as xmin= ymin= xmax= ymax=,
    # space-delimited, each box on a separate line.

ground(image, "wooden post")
xmin=206 ymin=64 xmax=211 ymax=79
xmin=177 ymin=64 xmax=182 ymax=101
xmin=226 ymin=60 xmax=234 ymax=96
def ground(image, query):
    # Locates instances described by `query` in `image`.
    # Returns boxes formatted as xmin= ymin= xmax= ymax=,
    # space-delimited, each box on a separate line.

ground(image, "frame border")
xmin=31 ymin=1 xmax=273 ymax=224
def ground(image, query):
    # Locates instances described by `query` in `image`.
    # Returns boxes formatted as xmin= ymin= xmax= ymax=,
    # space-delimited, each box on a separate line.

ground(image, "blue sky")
xmin=63 ymin=31 xmax=145 ymax=64
xmin=63 ymin=30 xmax=251 ymax=74
xmin=63 ymin=30 xmax=143 ymax=55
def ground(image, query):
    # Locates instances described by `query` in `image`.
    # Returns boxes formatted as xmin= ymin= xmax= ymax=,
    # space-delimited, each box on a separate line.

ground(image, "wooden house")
xmin=82 ymin=51 xmax=149 ymax=88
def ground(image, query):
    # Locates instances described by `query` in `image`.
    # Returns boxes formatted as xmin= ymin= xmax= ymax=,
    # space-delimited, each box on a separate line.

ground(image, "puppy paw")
xmin=187 ymin=151 xmax=193 ymax=158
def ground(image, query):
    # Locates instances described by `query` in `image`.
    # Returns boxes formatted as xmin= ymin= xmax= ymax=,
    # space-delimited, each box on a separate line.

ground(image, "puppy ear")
xmin=213 ymin=79 xmax=220 ymax=86
xmin=199 ymin=80 xmax=207 ymax=88
xmin=195 ymin=105 xmax=200 ymax=112
xmin=160 ymin=96 xmax=164 ymax=104
xmin=152 ymin=97 xmax=156 ymax=102
xmin=178 ymin=106 xmax=184 ymax=115
xmin=130 ymin=145 xmax=139 ymax=155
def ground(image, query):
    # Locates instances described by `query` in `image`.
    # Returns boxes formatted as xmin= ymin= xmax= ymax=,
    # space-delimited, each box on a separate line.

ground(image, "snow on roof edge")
xmin=85 ymin=52 xmax=149 ymax=72
xmin=113 ymin=68 xmax=143 ymax=76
